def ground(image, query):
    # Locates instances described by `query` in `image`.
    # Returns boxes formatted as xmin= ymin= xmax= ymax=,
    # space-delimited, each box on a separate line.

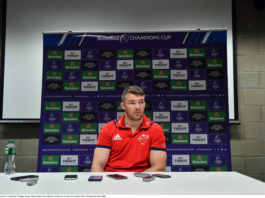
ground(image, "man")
xmin=91 ymin=85 xmax=167 ymax=172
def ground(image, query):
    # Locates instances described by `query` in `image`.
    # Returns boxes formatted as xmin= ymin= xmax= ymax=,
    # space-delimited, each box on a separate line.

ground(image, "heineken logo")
xmin=190 ymin=101 xmax=207 ymax=111
xmin=64 ymin=82 xmax=80 ymax=91
xmin=135 ymin=60 xmax=152 ymax=69
xmin=171 ymin=81 xmax=188 ymax=90
xmin=64 ymin=61 xmax=81 ymax=70
xmin=82 ymin=71 xmax=98 ymax=80
xmin=47 ymin=50 xmax=63 ymax=60
xmin=117 ymin=49 xmax=133 ymax=59
xmin=172 ymin=134 xmax=189 ymax=144
xmin=207 ymin=58 xmax=224 ymax=68
xmin=188 ymin=48 xmax=205 ymax=58
xmin=45 ymin=102 xmax=61 ymax=111
xmin=62 ymin=113 xmax=79 ymax=122
xmin=208 ymin=112 xmax=225 ymax=122
xmin=80 ymin=123 xmax=97 ymax=133
xmin=99 ymin=81 xmax=116 ymax=91
xmin=43 ymin=124 xmax=60 ymax=133
xmin=61 ymin=135 xmax=79 ymax=144
xmin=191 ymin=155 xmax=208 ymax=165
xmin=42 ymin=155 xmax=59 ymax=166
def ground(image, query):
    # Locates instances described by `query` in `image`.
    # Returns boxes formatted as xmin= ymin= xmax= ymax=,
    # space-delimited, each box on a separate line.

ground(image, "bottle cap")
xmin=8 ymin=139 xmax=14 ymax=143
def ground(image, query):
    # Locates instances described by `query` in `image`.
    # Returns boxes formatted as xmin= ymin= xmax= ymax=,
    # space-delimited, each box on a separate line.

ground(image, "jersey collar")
xmin=116 ymin=114 xmax=151 ymax=129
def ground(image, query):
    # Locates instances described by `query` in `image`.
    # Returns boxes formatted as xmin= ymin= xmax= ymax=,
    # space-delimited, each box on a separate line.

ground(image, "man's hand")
xmin=91 ymin=148 xmax=110 ymax=172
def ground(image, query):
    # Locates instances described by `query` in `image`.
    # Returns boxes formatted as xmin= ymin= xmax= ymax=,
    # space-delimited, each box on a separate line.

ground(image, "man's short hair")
xmin=121 ymin=86 xmax=145 ymax=102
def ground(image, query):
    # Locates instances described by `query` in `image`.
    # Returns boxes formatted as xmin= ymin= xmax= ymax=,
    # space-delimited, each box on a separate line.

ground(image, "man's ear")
xmin=120 ymin=102 xmax=126 ymax=110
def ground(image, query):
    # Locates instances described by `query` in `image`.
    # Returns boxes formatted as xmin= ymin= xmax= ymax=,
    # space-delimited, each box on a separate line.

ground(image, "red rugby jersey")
xmin=96 ymin=114 xmax=166 ymax=172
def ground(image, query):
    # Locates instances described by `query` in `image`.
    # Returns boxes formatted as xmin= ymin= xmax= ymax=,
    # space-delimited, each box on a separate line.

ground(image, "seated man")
xmin=91 ymin=85 xmax=167 ymax=172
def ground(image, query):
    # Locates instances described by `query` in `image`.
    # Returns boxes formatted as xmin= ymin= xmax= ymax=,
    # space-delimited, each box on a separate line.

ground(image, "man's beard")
xmin=125 ymin=110 xmax=144 ymax=121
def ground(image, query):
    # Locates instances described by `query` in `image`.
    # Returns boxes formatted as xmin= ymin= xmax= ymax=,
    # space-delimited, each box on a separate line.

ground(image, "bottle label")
xmin=5 ymin=148 xmax=16 ymax=155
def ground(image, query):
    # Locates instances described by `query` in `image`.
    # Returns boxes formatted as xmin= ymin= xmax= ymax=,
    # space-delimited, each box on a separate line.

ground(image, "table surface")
xmin=0 ymin=172 xmax=264 ymax=195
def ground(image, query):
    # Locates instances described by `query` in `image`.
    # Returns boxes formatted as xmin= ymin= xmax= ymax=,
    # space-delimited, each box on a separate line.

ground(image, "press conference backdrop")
xmin=1 ymin=0 xmax=236 ymax=121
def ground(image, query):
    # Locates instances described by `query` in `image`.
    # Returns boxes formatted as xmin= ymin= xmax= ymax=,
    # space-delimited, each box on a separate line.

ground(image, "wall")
xmin=0 ymin=0 xmax=265 ymax=181
xmin=230 ymin=0 xmax=265 ymax=181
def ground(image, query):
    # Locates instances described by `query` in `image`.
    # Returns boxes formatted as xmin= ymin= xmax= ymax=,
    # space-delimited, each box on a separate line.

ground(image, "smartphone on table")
xmin=64 ymin=175 xmax=78 ymax=180
xmin=88 ymin=176 xmax=103 ymax=181
xmin=107 ymin=174 xmax=128 ymax=180
xmin=152 ymin=173 xmax=171 ymax=178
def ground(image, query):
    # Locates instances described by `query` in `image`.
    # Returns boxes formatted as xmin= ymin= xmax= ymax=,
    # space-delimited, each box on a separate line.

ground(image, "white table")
xmin=0 ymin=172 xmax=264 ymax=195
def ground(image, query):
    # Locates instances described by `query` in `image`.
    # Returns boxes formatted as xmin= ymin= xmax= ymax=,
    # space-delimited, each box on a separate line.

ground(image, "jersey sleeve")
xmin=150 ymin=123 xmax=167 ymax=152
xmin=96 ymin=122 xmax=112 ymax=149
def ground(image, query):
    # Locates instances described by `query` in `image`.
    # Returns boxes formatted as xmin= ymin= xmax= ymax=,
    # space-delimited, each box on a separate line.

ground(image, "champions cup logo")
xmin=120 ymin=34 xmax=130 ymax=44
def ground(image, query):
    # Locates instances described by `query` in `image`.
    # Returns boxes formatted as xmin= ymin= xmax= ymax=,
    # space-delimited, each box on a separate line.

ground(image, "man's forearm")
xmin=91 ymin=164 xmax=105 ymax=172
xmin=144 ymin=165 xmax=166 ymax=172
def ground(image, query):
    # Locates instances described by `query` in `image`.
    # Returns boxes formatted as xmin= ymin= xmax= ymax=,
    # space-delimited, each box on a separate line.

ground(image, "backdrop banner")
xmin=38 ymin=31 xmax=231 ymax=172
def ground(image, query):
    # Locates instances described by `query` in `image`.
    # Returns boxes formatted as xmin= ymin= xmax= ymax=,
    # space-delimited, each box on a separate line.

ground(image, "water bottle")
xmin=4 ymin=140 xmax=16 ymax=174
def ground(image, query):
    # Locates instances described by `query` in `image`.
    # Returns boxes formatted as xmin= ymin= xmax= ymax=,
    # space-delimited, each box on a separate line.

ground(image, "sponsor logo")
xmin=61 ymin=135 xmax=79 ymax=144
xmin=207 ymin=58 xmax=224 ymax=68
xmin=171 ymin=59 xmax=188 ymax=69
xmin=170 ymin=49 xmax=187 ymax=58
xmin=117 ymin=49 xmax=133 ymax=59
xmin=134 ymin=59 xmax=151 ymax=69
xmin=134 ymin=49 xmax=151 ymax=59
xmin=172 ymin=134 xmax=189 ymax=144
xmin=64 ymin=50 xmax=81 ymax=60
xmin=80 ymin=123 xmax=97 ymax=133
xmin=172 ymin=123 xmax=189 ymax=133
xmin=153 ymin=101 xmax=170 ymax=111
xmin=209 ymin=123 xmax=226 ymax=133
xmin=80 ymin=112 xmax=97 ymax=122
xmin=191 ymin=166 xmax=209 ymax=171
xmin=189 ymin=70 xmax=205 ymax=80
xmin=207 ymin=69 xmax=224 ymax=79
xmin=99 ymin=112 xmax=115 ymax=122
xmin=43 ymin=135 xmax=60 ymax=144
xmin=172 ymin=155 xmax=190 ymax=165
xmin=82 ymin=71 xmax=98 ymax=80
xmin=171 ymin=101 xmax=188 ymax=111
xmin=209 ymin=134 xmax=226 ymax=144
xmin=47 ymin=50 xmax=63 ymax=60
xmin=117 ymin=70 xmax=133 ymax=80
xmin=164 ymin=134 xmax=171 ymax=144
xmin=209 ymin=101 xmax=224 ymax=111
xmin=189 ymin=123 xmax=208 ymax=133
xmin=80 ymin=134 xmax=97 ymax=145
xmin=153 ymin=49 xmax=169 ymax=59
xmin=81 ymin=61 xmax=98 ymax=70
xmin=188 ymin=59 xmax=205 ymax=68
xmin=171 ymin=70 xmax=188 ymax=80
xmin=210 ymin=155 xmax=227 ymax=166
xmin=153 ymin=81 xmax=170 ymax=90
xmin=99 ymin=50 xmax=116 ymax=59
xmin=62 ymin=112 xmax=79 ymax=122
xmin=98 ymin=123 xmax=106 ymax=132
xmin=113 ymin=134 xmax=123 ymax=141
xmin=171 ymin=81 xmax=188 ymax=90
xmin=191 ymin=155 xmax=208 ymax=165
xmin=190 ymin=112 xmax=207 ymax=122
xmin=99 ymin=60 xmax=116 ymax=70
xmin=189 ymin=101 xmax=207 ymax=111
xmin=46 ymin=71 xmax=62 ymax=80
xmin=190 ymin=134 xmax=208 ymax=144
xmin=119 ymin=34 xmax=130 ymax=44
xmin=210 ymin=167 xmax=228 ymax=171
xmin=153 ymin=112 xmax=170 ymax=122
xmin=152 ymin=59 xmax=170 ymax=69
xmin=117 ymin=60 xmax=134 ymax=70
xmin=64 ymin=71 xmax=80 ymax=81
xmin=99 ymin=71 xmax=116 ymax=80
xmin=64 ymin=82 xmax=80 ymax=91
xmin=99 ymin=81 xmax=116 ymax=91
xmin=62 ymin=123 xmax=79 ymax=134
xmin=153 ymin=70 xmax=169 ymax=80
xmin=60 ymin=167 xmax=78 ymax=172
xmin=83 ymin=50 xmax=98 ymax=60
xmin=61 ymin=155 xmax=78 ymax=166
xmin=43 ymin=124 xmax=60 ymax=133
xmin=46 ymin=82 xmax=62 ymax=91
xmin=41 ymin=155 xmax=59 ymax=166
xmin=189 ymin=80 xmax=206 ymax=90
xmin=64 ymin=60 xmax=81 ymax=70
xmin=117 ymin=81 xmax=133 ymax=91
xmin=79 ymin=155 xmax=92 ymax=166
xmin=135 ymin=70 xmax=152 ymax=80
xmin=157 ymin=123 xmax=170 ymax=133
xmin=45 ymin=101 xmax=62 ymax=111
xmin=99 ymin=102 xmax=116 ymax=111
xmin=63 ymin=102 xmax=80 ymax=112
xmin=81 ymin=81 xmax=98 ymax=91
xmin=208 ymin=80 xmax=224 ymax=90
xmin=208 ymin=112 xmax=225 ymax=122
xmin=46 ymin=113 xmax=60 ymax=122
xmin=172 ymin=112 xmax=188 ymax=122
xmin=138 ymin=134 xmax=149 ymax=145
xmin=188 ymin=48 xmax=205 ymax=58
xmin=81 ymin=102 xmax=98 ymax=112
